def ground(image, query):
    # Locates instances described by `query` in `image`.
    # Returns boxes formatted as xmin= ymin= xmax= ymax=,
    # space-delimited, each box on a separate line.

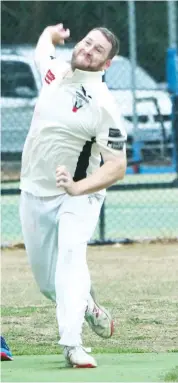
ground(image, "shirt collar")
xmin=64 ymin=68 xmax=104 ymax=83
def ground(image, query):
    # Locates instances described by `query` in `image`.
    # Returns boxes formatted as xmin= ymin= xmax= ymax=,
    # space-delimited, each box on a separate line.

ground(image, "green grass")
xmin=1 ymin=353 xmax=178 ymax=382
xmin=164 ymin=366 xmax=178 ymax=382
xmin=1 ymin=242 xmax=178 ymax=381
xmin=2 ymin=245 xmax=178 ymax=355
xmin=1 ymin=306 xmax=40 ymax=317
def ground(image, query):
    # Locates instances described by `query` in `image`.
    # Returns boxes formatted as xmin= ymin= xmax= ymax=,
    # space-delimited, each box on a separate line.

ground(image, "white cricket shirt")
xmin=20 ymin=34 xmax=127 ymax=196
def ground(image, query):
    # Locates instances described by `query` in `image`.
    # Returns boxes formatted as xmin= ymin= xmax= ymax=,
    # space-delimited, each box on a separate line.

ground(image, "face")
xmin=71 ymin=30 xmax=112 ymax=72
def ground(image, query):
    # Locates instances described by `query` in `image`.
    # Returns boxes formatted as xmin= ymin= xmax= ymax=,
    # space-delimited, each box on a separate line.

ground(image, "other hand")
xmin=56 ymin=165 xmax=79 ymax=196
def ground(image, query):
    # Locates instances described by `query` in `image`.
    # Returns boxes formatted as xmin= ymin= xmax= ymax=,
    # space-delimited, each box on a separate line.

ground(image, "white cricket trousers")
xmin=19 ymin=191 xmax=104 ymax=347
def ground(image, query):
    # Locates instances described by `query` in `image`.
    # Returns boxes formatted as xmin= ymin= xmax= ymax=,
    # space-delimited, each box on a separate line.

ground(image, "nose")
xmin=84 ymin=45 xmax=93 ymax=54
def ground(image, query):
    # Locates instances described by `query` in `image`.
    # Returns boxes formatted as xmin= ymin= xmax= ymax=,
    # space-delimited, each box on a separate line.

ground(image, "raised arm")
xmin=35 ymin=23 xmax=70 ymax=79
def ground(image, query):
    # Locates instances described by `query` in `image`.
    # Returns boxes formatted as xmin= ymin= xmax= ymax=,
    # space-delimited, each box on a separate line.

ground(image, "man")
xmin=20 ymin=23 xmax=127 ymax=368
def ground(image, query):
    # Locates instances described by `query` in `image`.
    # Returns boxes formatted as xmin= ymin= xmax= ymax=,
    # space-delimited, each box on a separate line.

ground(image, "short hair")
xmin=91 ymin=27 xmax=119 ymax=59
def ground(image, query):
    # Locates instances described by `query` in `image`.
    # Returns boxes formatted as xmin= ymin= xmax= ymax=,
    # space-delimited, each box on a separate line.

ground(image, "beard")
xmin=71 ymin=51 xmax=105 ymax=72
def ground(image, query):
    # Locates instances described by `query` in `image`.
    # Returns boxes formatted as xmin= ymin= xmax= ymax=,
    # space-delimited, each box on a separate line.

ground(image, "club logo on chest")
xmin=72 ymin=85 xmax=92 ymax=113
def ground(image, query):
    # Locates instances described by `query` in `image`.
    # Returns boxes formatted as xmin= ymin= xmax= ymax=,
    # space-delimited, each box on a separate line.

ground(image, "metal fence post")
xmin=172 ymin=95 xmax=178 ymax=178
xmin=167 ymin=1 xmax=177 ymax=49
xmin=167 ymin=1 xmax=178 ymax=175
xmin=128 ymin=1 xmax=141 ymax=165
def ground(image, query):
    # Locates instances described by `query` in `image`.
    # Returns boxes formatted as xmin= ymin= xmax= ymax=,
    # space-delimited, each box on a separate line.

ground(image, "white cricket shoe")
xmin=63 ymin=346 xmax=97 ymax=368
xmin=85 ymin=290 xmax=114 ymax=339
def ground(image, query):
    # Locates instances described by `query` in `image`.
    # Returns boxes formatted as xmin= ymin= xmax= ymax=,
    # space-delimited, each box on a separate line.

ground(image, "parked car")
xmin=105 ymin=56 xmax=173 ymax=159
xmin=1 ymin=51 xmax=40 ymax=155
xmin=1 ymin=46 xmax=72 ymax=156
xmin=1 ymin=46 xmax=173 ymax=161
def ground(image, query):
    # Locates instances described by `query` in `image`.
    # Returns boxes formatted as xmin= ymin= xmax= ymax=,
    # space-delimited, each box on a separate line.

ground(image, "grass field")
xmin=1 ymin=174 xmax=178 ymax=244
xmin=1 ymin=243 xmax=178 ymax=381
xmin=2 ymin=354 xmax=178 ymax=382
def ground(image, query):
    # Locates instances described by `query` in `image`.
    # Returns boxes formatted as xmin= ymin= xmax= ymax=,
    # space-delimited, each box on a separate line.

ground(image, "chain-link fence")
xmin=1 ymin=1 xmax=178 ymax=245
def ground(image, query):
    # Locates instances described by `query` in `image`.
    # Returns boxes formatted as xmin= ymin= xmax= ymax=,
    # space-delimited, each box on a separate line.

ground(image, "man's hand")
xmin=56 ymin=166 xmax=79 ymax=196
xmin=46 ymin=23 xmax=70 ymax=45
xmin=56 ymin=150 xmax=126 ymax=197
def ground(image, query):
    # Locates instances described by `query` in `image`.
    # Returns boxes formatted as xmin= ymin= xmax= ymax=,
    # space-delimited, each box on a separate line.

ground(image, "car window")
xmin=1 ymin=60 xmax=38 ymax=98
xmin=105 ymin=58 xmax=158 ymax=90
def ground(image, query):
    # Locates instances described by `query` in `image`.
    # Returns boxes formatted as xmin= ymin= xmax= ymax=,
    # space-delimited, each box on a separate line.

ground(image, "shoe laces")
xmin=86 ymin=303 xmax=100 ymax=317
xmin=92 ymin=304 xmax=100 ymax=318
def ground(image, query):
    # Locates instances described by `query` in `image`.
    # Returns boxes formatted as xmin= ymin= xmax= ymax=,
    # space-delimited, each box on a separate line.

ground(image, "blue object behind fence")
xmin=166 ymin=47 xmax=178 ymax=95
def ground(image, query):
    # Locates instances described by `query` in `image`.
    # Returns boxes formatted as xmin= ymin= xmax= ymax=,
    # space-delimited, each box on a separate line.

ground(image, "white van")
xmin=1 ymin=46 xmax=173 ymax=160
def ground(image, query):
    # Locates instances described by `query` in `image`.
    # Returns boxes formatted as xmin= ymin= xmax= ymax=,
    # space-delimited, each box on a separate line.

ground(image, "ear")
xmin=103 ymin=59 xmax=111 ymax=70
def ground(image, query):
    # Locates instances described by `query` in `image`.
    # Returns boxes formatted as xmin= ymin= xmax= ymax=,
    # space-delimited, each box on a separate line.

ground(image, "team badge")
xmin=72 ymin=85 xmax=92 ymax=112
